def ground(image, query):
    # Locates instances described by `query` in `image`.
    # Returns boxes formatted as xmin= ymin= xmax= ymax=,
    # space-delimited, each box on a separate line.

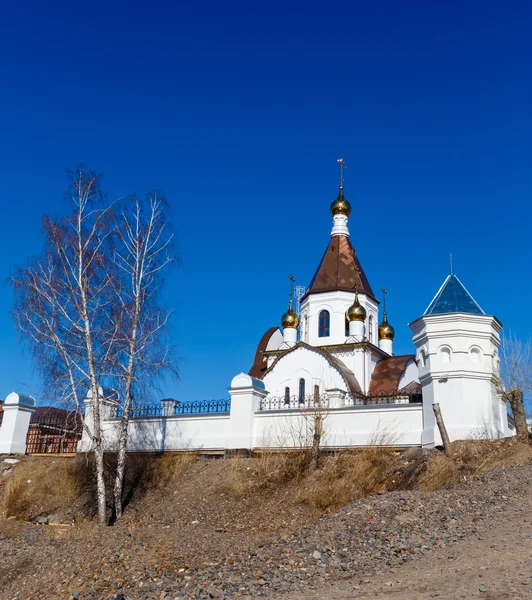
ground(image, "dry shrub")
xmin=225 ymin=450 xmax=309 ymax=497
xmin=297 ymin=446 xmax=402 ymax=510
xmin=2 ymin=452 xmax=198 ymax=523
xmin=2 ymin=457 xmax=80 ymax=521
xmin=417 ymin=438 xmax=532 ymax=491
xmin=142 ymin=452 xmax=197 ymax=490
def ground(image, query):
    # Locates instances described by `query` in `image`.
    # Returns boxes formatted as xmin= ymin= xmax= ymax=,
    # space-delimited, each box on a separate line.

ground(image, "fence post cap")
xmin=229 ymin=373 xmax=265 ymax=390
xmin=4 ymin=392 xmax=36 ymax=407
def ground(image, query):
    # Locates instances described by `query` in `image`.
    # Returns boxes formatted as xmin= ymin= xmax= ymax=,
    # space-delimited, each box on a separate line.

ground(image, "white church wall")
xmin=252 ymin=404 xmax=423 ymax=448
xmin=262 ymin=345 xmax=356 ymax=398
xmin=300 ymin=290 xmax=379 ymax=347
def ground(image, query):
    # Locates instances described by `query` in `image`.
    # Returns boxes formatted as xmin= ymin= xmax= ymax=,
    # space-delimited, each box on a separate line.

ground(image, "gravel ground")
xmin=1 ymin=462 xmax=531 ymax=600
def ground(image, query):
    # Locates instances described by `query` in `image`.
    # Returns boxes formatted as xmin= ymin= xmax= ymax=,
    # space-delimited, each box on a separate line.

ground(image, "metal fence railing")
xmin=116 ymin=399 xmax=231 ymax=419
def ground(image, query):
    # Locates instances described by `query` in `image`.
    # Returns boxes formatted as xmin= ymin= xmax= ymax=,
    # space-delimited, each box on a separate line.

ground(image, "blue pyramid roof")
xmin=424 ymin=274 xmax=484 ymax=316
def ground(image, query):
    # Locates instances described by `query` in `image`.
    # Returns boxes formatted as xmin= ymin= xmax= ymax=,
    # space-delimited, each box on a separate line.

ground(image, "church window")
xmin=345 ymin=315 xmax=349 ymax=336
xmin=284 ymin=387 xmax=290 ymax=404
xmin=313 ymin=384 xmax=320 ymax=404
xmin=303 ymin=314 xmax=308 ymax=342
xmin=299 ymin=378 xmax=305 ymax=403
xmin=368 ymin=316 xmax=374 ymax=343
xmin=440 ymin=346 xmax=451 ymax=363
xmin=470 ymin=347 xmax=482 ymax=363
xmin=318 ymin=310 xmax=330 ymax=337
xmin=419 ymin=349 xmax=427 ymax=367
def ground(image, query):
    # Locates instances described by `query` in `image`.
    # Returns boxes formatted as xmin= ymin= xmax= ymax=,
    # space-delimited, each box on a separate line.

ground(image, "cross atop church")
xmin=352 ymin=264 xmax=361 ymax=295
xmin=288 ymin=274 xmax=295 ymax=300
xmin=381 ymin=286 xmax=387 ymax=312
xmin=337 ymin=158 xmax=347 ymax=189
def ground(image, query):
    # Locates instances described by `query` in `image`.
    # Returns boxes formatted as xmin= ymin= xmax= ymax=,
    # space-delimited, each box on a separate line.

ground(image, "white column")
xmin=161 ymin=399 xmax=178 ymax=417
xmin=379 ymin=338 xmax=393 ymax=355
xmin=77 ymin=387 xmax=119 ymax=452
xmin=331 ymin=214 xmax=350 ymax=237
xmin=282 ymin=327 xmax=297 ymax=347
xmin=227 ymin=373 xmax=268 ymax=451
xmin=348 ymin=320 xmax=364 ymax=341
xmin=0 ymin=392 xmax=36 ymax=454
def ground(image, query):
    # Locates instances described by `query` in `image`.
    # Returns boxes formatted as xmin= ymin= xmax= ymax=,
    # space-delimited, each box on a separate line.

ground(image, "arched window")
xmin=314 ymin=384 xmax=320 ymax=404
xmin=284 ymin=386 xmax=290 ymax=405
xmin=440 ymin=346 xmax=451 ymax=363
xmin=419 ymin=349 xmax=427 ymax=367
xmin=470 ymin=347 xmax=482 ymax=363
xmin=318 ymin=310 xmax=330 ymax=337
xmin=368 ymin=316 xmax=374 ymax=343
xmin=345 ymin=315 xmax=349 ymax=337
xmin=299 ymin=378 xmax=305 ymax=403
xmin=303 ymin=314 xmax=308 ymax=342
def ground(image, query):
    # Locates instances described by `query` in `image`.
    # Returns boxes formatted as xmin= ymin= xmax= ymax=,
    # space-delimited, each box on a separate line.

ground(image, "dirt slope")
xmin=0 ymin=454 xmax=531 ymax=599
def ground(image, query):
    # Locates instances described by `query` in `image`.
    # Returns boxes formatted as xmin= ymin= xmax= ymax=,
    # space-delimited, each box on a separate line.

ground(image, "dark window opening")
xmin=318 ymin=310 xmax=330 ymax=337
xmin=299 ymin=378 xmax=305 ymax=403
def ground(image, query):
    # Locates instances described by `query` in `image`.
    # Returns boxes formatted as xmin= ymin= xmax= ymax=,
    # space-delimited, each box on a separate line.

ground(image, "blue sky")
xmin=0 ymin=0 xmax=530 ymax=403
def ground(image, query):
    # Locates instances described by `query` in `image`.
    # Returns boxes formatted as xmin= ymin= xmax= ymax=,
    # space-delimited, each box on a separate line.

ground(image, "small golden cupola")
xmin=346 ymin=290 xmax=366 ymax=322
xmin=330 ymin=187 xmax=351 ymax=218
xmin=378 ymin=313 xmax=395 ymax=340
xmin=281 ymin=275 xmax=300 ymax=348
xmin=378 ymin=287 xmax=395 ymax=355
xmin=281 ymin=299 xmax=300 ymax=330
xmin=330 ymin=158 xmax=352 ymax=237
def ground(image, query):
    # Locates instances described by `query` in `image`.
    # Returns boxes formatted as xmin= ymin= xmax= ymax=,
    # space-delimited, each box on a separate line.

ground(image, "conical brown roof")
xmin=306 ymin=235 xmax=376 ymax=300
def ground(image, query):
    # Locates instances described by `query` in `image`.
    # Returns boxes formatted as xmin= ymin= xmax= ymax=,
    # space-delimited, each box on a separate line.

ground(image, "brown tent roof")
xmin=305 ymin=235 xmax=376 ymax=300
xmin=249 ymin=327 xmax=279 ymax=379
xmin=368 ymin=355 xmax=417 ymax=395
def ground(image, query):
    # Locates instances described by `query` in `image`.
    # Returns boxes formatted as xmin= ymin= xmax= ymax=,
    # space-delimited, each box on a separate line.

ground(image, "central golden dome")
xmin=346 ymin=293 xmax=366 ymax=322
xmin=281 ymin=300 xmax=300 ymax=329
xmin=378 ymin=314 xmax=395 ymax=340
xmin=330 ymin=188 xmax=351 ymax=217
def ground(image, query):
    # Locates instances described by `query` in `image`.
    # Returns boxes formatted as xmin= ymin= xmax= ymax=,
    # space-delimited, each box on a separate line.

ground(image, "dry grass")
xmin=2 ymin=457 xmax=80 ymax=521
xmin=417 ymin=438 xmax=532 ymax=491
xmin=226 ymin=439 xmax=532 ymax=510
xmin=2 ymin=439 xmax=530 ymax=524
xmin=1 ymin=452 xmax=197 ymax=522
xmin=297 ymin=446 xmax=403 ymax=510
xmin=225 ymin=450 xmax=309 ymax=497
xmin=140 ymin=452 xmax=197 ymax=490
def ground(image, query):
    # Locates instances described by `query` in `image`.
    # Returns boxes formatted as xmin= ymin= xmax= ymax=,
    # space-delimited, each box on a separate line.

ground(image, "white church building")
xmin=4 ymin=170 xmax=512 ymax=455
xmin=244 ymin=177 xmax=512 ymax=447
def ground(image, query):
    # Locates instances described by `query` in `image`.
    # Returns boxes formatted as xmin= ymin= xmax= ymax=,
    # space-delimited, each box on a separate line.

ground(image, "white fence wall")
xmin=78 ymin=374 xmax=425 ymax=453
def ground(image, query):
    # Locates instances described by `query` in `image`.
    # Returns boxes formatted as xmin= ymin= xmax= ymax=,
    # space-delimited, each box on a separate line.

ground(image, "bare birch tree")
xmin=12 ymin=167 xmax=114 ymax=524
xmin=13 ymin=167 xmax=179 ymax=523
xmin=110 ymin=192 xmax=177 ymax=520
xmin=497 ymin=333 xmax=531 ymax=443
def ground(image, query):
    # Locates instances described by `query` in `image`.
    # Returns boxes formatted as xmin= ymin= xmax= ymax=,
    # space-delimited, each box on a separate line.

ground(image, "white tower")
xmin=410 ymin=273 xmax=510 ymax=446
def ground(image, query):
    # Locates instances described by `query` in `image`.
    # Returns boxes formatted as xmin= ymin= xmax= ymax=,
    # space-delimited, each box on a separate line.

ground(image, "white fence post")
xmin=0 ymin=392 xmax=36 ymax=455
xmin=227 ymin=373 xmax=268 ymax=452
xmin=161 ymin=398 xmax=178 ymax=417
xmin=77 ymin=387 xmax=119 ymax=452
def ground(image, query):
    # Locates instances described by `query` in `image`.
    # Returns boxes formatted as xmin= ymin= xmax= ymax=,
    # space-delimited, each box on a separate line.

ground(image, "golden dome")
xmin=346 ymin=293 xmax=366 ymax=322
xmin=281 ymin=300 xmax=300 ymax=329
xmin=330 ymin=188 xmax=351 ymax=217
xmin=378 ymin=313 xmax=395 ymax=340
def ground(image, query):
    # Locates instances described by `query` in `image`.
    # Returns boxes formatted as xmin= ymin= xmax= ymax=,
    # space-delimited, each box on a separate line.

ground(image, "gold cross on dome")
xmin=352 ymin=264 xmax=360 ymax=295
xmin=381 ymin=286 xmax=388 ymax=311
xmin=288 ymin=274 xmax=295 ymax=299
xmin=337 ymin=158 xmax=347 ymax=189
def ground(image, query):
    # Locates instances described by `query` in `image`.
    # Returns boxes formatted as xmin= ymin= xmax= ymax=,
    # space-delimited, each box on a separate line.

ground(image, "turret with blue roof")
xmin=409 ymin=268 xmax=510 ymax=447
xmin=424 ymin=273 xmax=485 ymax=316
